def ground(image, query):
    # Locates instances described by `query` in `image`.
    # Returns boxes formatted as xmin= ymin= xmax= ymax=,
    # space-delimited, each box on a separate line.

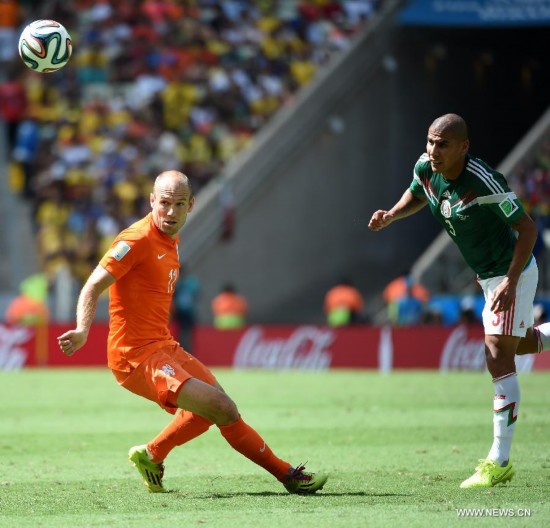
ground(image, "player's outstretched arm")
xmin=57 ymin=265 xmax=115 ymax=356
xmin=368 ymin=189 xmax=427 ymax=231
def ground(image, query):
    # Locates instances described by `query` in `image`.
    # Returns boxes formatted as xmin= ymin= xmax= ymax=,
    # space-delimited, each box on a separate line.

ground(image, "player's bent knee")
xmin=176 ymin=378 xmax=239 ymax=424
xmin=485 ymin=353 xmax=516 ymax=378
xmin=197 ymin=395 xmax=238 ymax=425
xmin=215 ymin=393 xmax=239 ymax=424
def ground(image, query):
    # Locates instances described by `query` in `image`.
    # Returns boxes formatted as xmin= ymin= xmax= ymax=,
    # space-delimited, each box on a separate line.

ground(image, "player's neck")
xmin=442 ymin=157 xmax=467 ymax=182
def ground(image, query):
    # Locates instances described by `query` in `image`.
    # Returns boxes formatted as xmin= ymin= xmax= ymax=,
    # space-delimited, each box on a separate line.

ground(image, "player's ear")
xmin=150 ymin=192 xmax=155 ymax=208
xmin=462 ymin=139 xmax=470 ymax=155
xmin=188 ymin=196 xmax=196 ymax=213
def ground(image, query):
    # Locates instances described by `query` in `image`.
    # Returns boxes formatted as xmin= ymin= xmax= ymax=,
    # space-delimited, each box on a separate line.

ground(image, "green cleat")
xmin=460 ymin=458 xmax=515 ymax=489
xmin=128 ymin=445 xmax=167 ymax=493
xmin=282 ymin=464 xmax=328 ymax=494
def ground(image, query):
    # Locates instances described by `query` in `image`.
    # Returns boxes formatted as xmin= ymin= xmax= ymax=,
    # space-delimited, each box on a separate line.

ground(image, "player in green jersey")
xmin=369 ymin=113 xmax=550 ymax=488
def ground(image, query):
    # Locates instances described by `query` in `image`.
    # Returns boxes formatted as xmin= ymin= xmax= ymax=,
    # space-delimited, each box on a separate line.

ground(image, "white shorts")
xmin=478 ymin=258 xmax=538 ymax=337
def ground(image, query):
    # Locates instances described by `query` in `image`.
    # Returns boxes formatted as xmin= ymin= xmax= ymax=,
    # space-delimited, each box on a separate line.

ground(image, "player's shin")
xmin=218 ymin=416 xmax=291 ymax=480
xmin=487 ymin=373 xmax=519 ymax=466
xmin=148 ymin=410 xmax=212 ymax=462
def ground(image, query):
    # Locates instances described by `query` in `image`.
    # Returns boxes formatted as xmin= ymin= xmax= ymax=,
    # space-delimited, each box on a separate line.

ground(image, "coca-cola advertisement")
xmin=196 ymin=325 xmax=380 ymax=370
xmin=3 ymin=322 xmax=549 ymax=372
xmin=0 ymin=324 xmax=33 ymax=370
xmin=194 ymin=324 xmax=543 ymax=373
xmin=233 ymin=326 xmax=334 ymax=369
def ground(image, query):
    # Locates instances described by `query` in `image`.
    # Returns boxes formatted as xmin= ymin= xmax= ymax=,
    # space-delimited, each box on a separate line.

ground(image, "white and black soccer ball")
xmin=18 ymin=20 xmax=72 ymax=73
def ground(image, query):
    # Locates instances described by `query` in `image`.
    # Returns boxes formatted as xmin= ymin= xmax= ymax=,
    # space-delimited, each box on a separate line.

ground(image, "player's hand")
xmin=57 ymin=329 xmax=88 ymax=356
xmin=490 ymin=277 xmax=517 ymax=313
xmin=368 ymin=210 xmax=394 ymax=231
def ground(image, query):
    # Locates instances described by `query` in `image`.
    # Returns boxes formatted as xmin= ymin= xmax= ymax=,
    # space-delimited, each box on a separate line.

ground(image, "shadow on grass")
xmin=163 ymin=490 xmax=410 ymax=498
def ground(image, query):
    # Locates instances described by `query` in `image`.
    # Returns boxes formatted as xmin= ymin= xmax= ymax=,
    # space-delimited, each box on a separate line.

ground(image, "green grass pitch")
xmin=1 ymin=368 xmax=549 ymax=527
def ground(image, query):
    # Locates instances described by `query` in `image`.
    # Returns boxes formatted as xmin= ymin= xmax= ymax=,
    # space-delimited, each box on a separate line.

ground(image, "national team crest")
xmin=161 ymin=364 xmax=175 ymax=376
xmin=440 ymin=200 xmax=452 ymax=218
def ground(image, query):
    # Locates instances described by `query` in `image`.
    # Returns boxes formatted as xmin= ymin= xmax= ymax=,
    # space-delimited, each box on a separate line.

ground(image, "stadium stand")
xmin=2 ymin=0 xmax=382 ymax=294
xmin=2 ymin=2 xmax=549 ymax=326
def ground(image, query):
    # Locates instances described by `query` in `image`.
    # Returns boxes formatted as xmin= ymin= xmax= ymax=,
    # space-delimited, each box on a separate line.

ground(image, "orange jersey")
xmin=211 ymin=292 xmax=248 ymax=316
xmin=0 ymin=1 xmax=19 ymax=28
xmin=100 ymin=213 xmax=180 ymax=371
xmin=324 ymin=286 xmax=364 ymax=313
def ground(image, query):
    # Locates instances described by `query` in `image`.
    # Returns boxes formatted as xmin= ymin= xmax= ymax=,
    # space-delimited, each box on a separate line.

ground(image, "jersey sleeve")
xmin=99 ymin=234 xmax=149 ymax=280
xmin=409 ymin=154 xmax=430 ymax=197
xmin=492 ymin=193 xmax=525 ymax=224
xmin=475 ymin=171 xmax=526 ymax=225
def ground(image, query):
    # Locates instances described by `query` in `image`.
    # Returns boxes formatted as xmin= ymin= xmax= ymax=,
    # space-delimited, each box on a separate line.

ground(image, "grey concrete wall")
xmin=181 ymin=16 xmax=550 ymax=326
xmin=184 ymin=1 xmax=429 ymax=325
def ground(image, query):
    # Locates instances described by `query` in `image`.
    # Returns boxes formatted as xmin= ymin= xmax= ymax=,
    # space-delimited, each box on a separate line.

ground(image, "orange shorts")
xmin=112 ymin=343 xmax=217 ymax=414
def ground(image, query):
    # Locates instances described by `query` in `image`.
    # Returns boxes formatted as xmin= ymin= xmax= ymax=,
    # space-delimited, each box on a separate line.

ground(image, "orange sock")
xmin=218 ymin=416 xmax=291 ymax=481
xmin=147 ymin=410 xmax=213 ymax=462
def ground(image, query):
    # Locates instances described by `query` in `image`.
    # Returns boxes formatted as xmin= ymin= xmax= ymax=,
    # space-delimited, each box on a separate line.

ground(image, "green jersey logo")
xmin=499 ymin=197 xmax=518 ymax=218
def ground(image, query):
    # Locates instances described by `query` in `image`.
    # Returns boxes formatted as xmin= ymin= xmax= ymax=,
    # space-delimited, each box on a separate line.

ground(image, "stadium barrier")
xmin=2 ymin=323 xmax=549 ymax=372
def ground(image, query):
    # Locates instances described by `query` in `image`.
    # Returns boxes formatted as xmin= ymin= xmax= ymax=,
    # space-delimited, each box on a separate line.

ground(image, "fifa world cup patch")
xmin=498 ymin=197 xmax=519 ymax=218
xmin=111 ymin=241 xmax=131 ymax=261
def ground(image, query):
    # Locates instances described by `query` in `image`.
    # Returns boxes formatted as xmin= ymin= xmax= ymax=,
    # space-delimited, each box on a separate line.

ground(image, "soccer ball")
xmin=18 ymin=20 xmax=72 ymax=73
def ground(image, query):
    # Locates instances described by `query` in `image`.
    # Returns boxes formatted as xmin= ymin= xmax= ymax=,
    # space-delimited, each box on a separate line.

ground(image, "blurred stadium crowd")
xmin=1 ymin=0 xmax=549 ymax=329
xmin=509 ymin=139 xmax=550 ymax=230
xmin=0 ymin=0 xmax=381 ymax=287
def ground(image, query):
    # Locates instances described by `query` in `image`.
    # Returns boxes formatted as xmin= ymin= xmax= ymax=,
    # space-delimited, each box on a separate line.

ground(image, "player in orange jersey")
xmin=323 ymin=277 xmax=364 ymax=327
xmin=211 ymin=283 xmax=248 ymax=329
xmin=57 ymin=170 xmax=328 ymax=494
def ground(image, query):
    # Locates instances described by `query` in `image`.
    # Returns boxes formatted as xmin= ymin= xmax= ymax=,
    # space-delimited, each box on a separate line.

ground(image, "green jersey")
xmin=409 ymin=153 xmax=530 ymax=279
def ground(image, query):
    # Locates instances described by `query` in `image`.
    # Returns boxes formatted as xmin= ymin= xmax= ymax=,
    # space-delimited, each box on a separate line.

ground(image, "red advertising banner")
xmin=194 ymin=325 xmax=381 ymax=369
xmin=0 ymin=323 xmax=109 ymax=369
xmin=0 ymin=322 xmax=544 ymax=372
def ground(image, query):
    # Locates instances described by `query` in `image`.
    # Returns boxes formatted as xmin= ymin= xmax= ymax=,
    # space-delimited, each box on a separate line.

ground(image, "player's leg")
xmin=172 ymin=347 xmax=327 ymax=490
xmin=121 ymin=346 xmax=327 ymax=493
xmin=485 ymin=335 xmax=520 ymax=466
xmin=516 ymin=262 xmax=550 ymax=356
xmin=129 ymin=346 xmax=263 ymax=464
xmin=177 ymin=377 xmax=328 ymax=493
xmin=516 ymin=323 xmax=550 ymax=354
xmin=147 ymin=409 xmax=213 ymax=462
xmin=145 ymin=347 xmax=220 ymax=462
xmin=116 ymin=348 xmax=215 ymax=492
xmin=460 ymin=265 xmax=536 ymax=488
xmin=176 ymin=378 xmax=291 ymax=477
xmin=460 ymin=334 xmax=518 ymax=489
xmin=119 ymin=348 xmax=288 ymax=491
